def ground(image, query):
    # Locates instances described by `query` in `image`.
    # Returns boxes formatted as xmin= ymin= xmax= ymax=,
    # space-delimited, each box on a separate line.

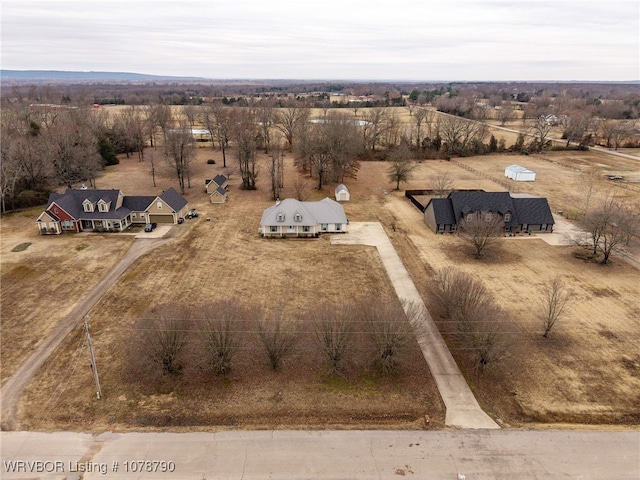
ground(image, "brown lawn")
xmin=2 ymin=143 xmax=639 ymax=431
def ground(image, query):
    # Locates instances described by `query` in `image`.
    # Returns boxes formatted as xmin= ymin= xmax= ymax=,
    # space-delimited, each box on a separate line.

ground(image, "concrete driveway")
xmin=332 ymin=222 xmax=499 ymax=429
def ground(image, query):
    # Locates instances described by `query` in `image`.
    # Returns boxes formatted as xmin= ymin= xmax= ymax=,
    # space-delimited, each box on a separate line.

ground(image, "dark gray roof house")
xmin=424 ymin=191 xmax=554 ymax=234
xmin=36 ymin=187 xmax=189 ymax=235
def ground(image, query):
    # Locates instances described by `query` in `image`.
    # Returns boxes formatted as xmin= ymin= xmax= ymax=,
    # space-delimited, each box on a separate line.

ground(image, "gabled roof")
xmin=122 ymin=195 xmax=155 ymax=211
xmin=211 ymin=186 xmax=227 ymax=196
xmin=427 ymin=191 xmax=553 ymax=228
xmin=425 ymin=198 xmax=456 ymax=226
xmin=449 ymin=191 xmax=514 ymax=217
xmin=42 ymin=187 xmax=188 ymax=221
xmin=158 ymin=187 xmax=188 ymax=212
xmin=512 ymin=197 xmax=554 ymax=225
xmin=206 ymin=174 xmax=228 ymax=187
xmin=46 ymin=189 xmax=127 ymax=220
xmin=335 ymin=184 xmax=349 ymax=193
xmin=260 ymin=197 xmax=347 ymax=227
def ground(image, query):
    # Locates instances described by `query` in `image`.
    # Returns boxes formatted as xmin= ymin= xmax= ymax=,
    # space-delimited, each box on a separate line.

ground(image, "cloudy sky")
xmin=1 ymin=0 xmax=638 ymax=81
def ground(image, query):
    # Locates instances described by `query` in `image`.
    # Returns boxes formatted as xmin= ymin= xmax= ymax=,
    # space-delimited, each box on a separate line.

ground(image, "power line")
xmin=84 ymin=315 xmax=102 ymax=400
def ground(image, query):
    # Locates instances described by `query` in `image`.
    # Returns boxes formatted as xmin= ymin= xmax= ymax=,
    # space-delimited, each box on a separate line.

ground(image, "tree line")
xmin=126 ymin=297 xmax=416 ymax=387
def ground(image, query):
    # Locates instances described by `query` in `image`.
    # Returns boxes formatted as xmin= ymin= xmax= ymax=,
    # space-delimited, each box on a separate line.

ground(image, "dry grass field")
xmin=2 ymin=141 xmax=639 ymax=431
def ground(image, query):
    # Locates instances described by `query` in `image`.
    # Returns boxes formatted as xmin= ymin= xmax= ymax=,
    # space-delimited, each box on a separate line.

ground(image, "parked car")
xmin=185 ymin=209 xmax=199 ymax=219
xmin=144 ymin=223 xmax=157 ymax=232
xmin=177 ymin=217 xmax=184 ymax=224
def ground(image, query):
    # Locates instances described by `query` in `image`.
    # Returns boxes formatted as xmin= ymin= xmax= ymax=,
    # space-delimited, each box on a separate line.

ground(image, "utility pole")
xmin=83 ymin=316 xmax=102 ymax=400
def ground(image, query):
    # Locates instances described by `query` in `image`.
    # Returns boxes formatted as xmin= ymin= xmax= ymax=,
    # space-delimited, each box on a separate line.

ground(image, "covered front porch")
xmin=80 ymin=215 xmax=132 ymax=232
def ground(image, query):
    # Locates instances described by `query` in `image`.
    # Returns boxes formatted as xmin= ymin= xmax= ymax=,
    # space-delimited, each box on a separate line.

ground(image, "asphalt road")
xmin=1 ymin=430 xmax=638 ymax=479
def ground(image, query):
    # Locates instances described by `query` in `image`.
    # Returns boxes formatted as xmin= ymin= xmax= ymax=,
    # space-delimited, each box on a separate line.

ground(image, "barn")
xmin=335 ymin=184 xmax=350 ymax=202
xmin=505 ymin=165 xmax=536 ymax=182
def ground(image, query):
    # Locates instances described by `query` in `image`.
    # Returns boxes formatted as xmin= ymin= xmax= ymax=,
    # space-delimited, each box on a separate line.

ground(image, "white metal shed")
xmin=335 ymin=184 xmax=350 ymax=202
xmin=505 ymin=165 xmax=536 ymax=182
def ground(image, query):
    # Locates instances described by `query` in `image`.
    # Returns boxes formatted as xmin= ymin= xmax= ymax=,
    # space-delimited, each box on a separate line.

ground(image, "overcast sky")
xmin=1 ymin=0 xmax=638 ymax=81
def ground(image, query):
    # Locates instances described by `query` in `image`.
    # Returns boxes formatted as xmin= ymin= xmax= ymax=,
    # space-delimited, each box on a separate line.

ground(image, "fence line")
xmin=448 ymin=159 xmax=515 ymax=192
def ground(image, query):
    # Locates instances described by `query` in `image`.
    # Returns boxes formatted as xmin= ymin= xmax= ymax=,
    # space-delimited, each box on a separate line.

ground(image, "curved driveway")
xmin=332 ymin=222 xmax=499 ymax=429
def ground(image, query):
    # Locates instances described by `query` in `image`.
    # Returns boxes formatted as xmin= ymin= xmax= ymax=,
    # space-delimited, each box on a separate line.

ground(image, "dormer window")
xmin=98 ymin=200 xmax=109 ymax=212
xmin=83 ymin=201 xmax=94 ymax=212
xmin=504 ymin=212 xmax=512 ymax=222
xmin=277 ymin=212 xmax=284 ymax=222
xmin=485 ymin=212 xmax=492 ymax=222
xmin=294 ymin=212 xmax=302 ymax=222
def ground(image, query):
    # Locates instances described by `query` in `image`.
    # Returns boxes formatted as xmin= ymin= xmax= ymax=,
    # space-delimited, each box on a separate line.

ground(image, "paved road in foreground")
xmin=1 ymin=430 xmax=638 ymax=479
xmin=332 ymin=222 xmax=499 ymax=429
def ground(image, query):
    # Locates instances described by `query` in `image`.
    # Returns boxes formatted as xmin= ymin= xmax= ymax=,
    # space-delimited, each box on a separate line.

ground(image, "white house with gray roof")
xmin=259 ymin=197 xmax=348 ymax=238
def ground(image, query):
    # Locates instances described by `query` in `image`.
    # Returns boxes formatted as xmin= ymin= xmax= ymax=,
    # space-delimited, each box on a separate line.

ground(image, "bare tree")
xmin=314 ymin=302 xmax=352 ymax=376
xmin=362 ymin=107 xmax=391 ymax=152
xmin=411 ymin=107 xmax=429 ymax=150
xmin=429 ymin=268 xmax=489 ymax=321
xmin=256 ymin=309 xmax=299 ymax=371
xmin=386 ymin=142 xmax=416 ymax=190
xmin=268 ymin=147 xmax=285 ymax=201
xmin=275 ymin=104 xmax=309 ymax=151
xmin=360 ymin=298 xmax=409 ymax=375
xmin=531 ymin=115 xmax=552 ymax=152
xmin=584 ymin=193 xmax=639 ymax=264
xmin=164 ymin=118 xmax=195 ymax=194
xmin=140 ymin=304 xmax=190 ymax=376
xmin=430 ymin=172 xmax=453 ymax=198
xmin=230 ymin=108 xmax=259 ymax=190
xmin=199 ymin=301 xmax=247 ymax=376
xmin=455 ymin=298 xmax=508 ymax=373
xmin=457 ymin=211 xmax=504 ymax=257
xmin=497 ymin=102 xmax=514 ymax=126
xmin=563 ymin=113 xmax=593 ymax=148
xmin=292 ymin=174 xmax=310 ymax=201
xmin=540 ymin=277 xmax=572 ymax=338
xmin=575 ymin=167 xmax=602 ymax=216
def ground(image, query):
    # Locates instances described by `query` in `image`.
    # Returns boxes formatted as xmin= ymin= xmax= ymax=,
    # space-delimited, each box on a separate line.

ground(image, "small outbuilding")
xmin=505 ymin=165 xmax=536 ymax=182
xmin=335 ymin=184 xmax=350 ymax=202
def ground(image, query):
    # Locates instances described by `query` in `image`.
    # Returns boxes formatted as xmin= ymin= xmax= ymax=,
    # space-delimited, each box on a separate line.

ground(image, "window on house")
xmin=485 ymin=213 xmax=492 ymax=222
xmin=83 ymin=203 xmax=93 ymax=212
xmin=438 ymin=224 xmax=444 ymax=232
xmin=53 ymin=207 xmax=59 ymax=214
xmin=294 ymin=212 xmax=302 ymax=222
xmin=157 ymin=202 xmax=163 ymax=210
xmin=99 ymin=203 xmax=108 ymax=212
xmin=277 ymin=213 xmax=284 ymax=222
xmin=335 ymin=224 xmax=342 ymax=231
xmin=504 ymin=212 xmax=511 ymax=222
xmin=132 ymin=212 xmax=136 ymax=218
xmin=451 ymin=224 xmax=457 ymax=232
xmin=466 ymin=214 xmax=473 ymax=222
xmin=62 ymin=220 xmax=73 ymax=230
xmin=321 ymin=224 xmax=328 ymax=231
xmin=303 ymin=226 xmax=310 ymax=233
xmin=270 ymin=226 xmax=277 ymax=233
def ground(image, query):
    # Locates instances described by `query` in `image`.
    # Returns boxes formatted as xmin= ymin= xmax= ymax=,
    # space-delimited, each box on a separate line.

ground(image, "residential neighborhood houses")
xmin=259 ymin=197 xmax=348 ymax=238
xmin=36 ymin=187 xmax=189 ymax=234
xmin=424 ymin=190 xmax=555 ymax=235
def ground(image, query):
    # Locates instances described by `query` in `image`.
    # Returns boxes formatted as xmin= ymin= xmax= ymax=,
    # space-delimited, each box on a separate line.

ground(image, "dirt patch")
xmin=3 ymin=145 xmax=640 ymax=430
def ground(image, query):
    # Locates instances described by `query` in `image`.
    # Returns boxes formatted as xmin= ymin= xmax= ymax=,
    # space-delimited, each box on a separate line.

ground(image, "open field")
xmin=1 ymin=144 xmax=639 ymax=430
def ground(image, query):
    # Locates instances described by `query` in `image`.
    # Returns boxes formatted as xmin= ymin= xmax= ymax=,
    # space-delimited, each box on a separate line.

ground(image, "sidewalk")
xmin=332 ymin=222 xmax=499 ymax=429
